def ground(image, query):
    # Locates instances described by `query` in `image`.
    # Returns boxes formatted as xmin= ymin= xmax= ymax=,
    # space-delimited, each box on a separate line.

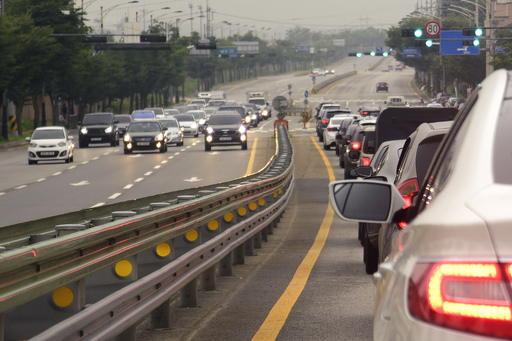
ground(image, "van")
xmin=384 ymin=96 xmax=407 ymax=107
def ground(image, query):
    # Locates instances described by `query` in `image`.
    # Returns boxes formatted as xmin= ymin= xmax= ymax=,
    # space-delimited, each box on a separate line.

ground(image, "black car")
xmin=217 ymin=105 xmax=252 ymax=127
xmin=78 ymin=112 xmax=119 ymax=148
xmin=204 ymin=113 xmax=248 ymax=151
xmin=123 ymin=120 xmax=167 ymax=154
xmin=376 ymin=82 xmax=388 ymax=92
xmin=358 ymin=103 xmax=381 ymax=117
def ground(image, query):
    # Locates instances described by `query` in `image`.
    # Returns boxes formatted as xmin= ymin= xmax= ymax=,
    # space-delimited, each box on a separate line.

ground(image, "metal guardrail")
xmin=0 ymin=125 xmax=294 ymax=341
xmin=310 ymin=71 xmax=357 ymax=93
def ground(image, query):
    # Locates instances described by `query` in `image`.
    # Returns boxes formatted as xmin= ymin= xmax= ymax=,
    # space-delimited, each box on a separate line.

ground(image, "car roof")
xmin=34 ymin=126 xmax=65 ymax=131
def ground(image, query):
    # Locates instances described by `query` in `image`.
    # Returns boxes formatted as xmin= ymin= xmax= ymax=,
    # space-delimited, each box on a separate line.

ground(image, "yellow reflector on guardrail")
xmin=156 ymin=242 xmax=171 ymax=257
xmin=249 ymin=202 xmax=258 ymax=211
xmin=224 ymin=212 xmax=234 ymax=223
xmin=115 ymin=260 xmax=133 ymax=277
xmin=208 ymin=220 xmax=219 ymax=231
xmin=258 ymin=198 xmax=266 ymax=206
xmin=273 ymin=192 xmax=278 ymax=198
xmin=238 ymin=207 xmax=247 ymax=216
xmin=53 ymin=286 xmax=74 ymax=308
xmin=186 ymin=229 xmax=199 ymax=242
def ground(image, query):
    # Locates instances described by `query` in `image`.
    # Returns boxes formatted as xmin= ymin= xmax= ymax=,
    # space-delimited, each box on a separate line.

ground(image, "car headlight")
xmin=180 ymin=127 xmax=184 ymax=131
xmin=105 ymin=126 xmax=113 ymax=133
xmin=239 ymin=126 xmax=246 ymax=134
xmin=199 ymin=119 xmax=206 ymax=125
xmin=155 ymin=133 xmax=164 ymax=141
xmin=252 ymin=114 xmax=257 ymax=120
xmin=245 ymin=116 xmax=251 ymax=123
xmin=191 ymin=123 xmax=198 ymax=129
xmin=58 ymin=141 xmax=66 ymax=147
xmin=124 ymin=134 xmax=131 ymax=142
xmin=29 ymin=142 xmax=37 ymax=148
xmin=207 ymin=126 xmax=214 ymax=134
xmin=262 ymin=110 xmax=268 ymax=116
xmin=80 ymin=127 xmax=88 ymax=134
xmin=172 ymin=130 xmax=179 ymax=135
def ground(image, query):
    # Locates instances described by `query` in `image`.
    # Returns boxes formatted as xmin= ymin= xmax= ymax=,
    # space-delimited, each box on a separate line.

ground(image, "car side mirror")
xmin=25 ymin=137 xmax=31 ymax=142
xmin=353 ymin=166 xmax=373 ymax=177
xmin=328 ymin=180 xmax=406 ymax=223
xmin=384 ymin=101 xmax=387 ymax=104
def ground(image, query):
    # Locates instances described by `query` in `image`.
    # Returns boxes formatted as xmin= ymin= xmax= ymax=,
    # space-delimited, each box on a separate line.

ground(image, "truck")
xmin=246 ymin=91 xmax=272 ymax=120
xmin=210 ymin=91 xmax=226 ymax=100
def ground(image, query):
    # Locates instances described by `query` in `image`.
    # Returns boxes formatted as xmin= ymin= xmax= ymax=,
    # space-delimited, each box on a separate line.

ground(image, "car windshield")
xmin=116 ymin=116 xmax=132 ymax=123
xmin=83 ymin=114 xmax=112 ymax=125
xmin=209 ymin=115 xmax=242 ymax=125
xmin=219 ymin=106 xmax=245 ymax=117
xmin=248 ymin=99 xmax=265 ymax=106
xmin=127 ymin=122 xmax=161 ymax=132
xmin=32 ymin=129 xmax=65 ymax=140
xmin=174 ymin=114 xmax=195 ymax=122
xmin=159 ymin=120 xmax=178 ymax=128
xmin=189 ymin=111 xmax=206 ymax=119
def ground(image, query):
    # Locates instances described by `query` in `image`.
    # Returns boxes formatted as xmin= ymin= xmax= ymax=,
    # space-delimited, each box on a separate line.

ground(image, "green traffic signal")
xmin=356 ymin=52 xmax=362 ymax=58
xmin=370 ymin=51 xmax=376 ymax=56
xmin=426 ymin=40 xmax=433 ymax=47
xmin=383 ymin=52 xmax=389 ymax=57
xmin=414 ymin=29 xmax=422 ymax=38
xmin=473 ymin=39 xmax=480 ymax=46
xmin=475 ymin=28 xmax=483 ymax=37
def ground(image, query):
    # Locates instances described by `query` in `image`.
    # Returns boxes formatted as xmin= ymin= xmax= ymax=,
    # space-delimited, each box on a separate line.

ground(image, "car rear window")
xmin=415 ymin=135 xmax=445 ymax=186
xmin=363 ymin=132 xmax=376 ymax=154
xmin=116 ymin=116 xmax=132 ymax=123
xmin=132 ymin=112 xmax=155 ymax=119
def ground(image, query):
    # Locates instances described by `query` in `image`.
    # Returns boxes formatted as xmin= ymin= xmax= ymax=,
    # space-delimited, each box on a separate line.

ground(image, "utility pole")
xmin=1 ymin=0 xmax=8 ymax=140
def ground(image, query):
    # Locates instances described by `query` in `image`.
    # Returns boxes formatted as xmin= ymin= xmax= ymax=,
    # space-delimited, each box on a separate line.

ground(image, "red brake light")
xmin=386 ymin=84 xmax=388 ymax=87
xmin=327 ymin=127 xmax=333 ymax=131
xmin=351 ymin=141 xmax=361 ymax=150
xmin=322 ymin=119 xmax=329 ymax=124
xmin=361 ymin=111 xmax=369 ymax=116
xmin=397 ymin=178 xmax=419 ymax=210
xmin=409 ymin=262 xmax=512 ymax=339
xmin=359 ymin=157 xmax=370 ymax=166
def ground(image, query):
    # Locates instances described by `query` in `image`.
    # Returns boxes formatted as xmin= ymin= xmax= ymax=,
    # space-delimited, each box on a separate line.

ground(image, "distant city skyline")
xmin=78 ymin=0 xmax=417 ymax=38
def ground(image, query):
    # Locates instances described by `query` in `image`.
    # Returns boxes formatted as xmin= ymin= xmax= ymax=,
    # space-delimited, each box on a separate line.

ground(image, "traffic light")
xmin=462 ymin=28 xmax=484 ymax=37
xmin=402 ymin=29 xmax=422 ymax=37
xmin=348 ymin=52 xmax=362 ymax=57
xmin=414 ymin=40 xmax=423 ymax=47
xmin=370 ymin=51 xmax=376 ymax=56
xmin=194 ymin=40 xmax=217 ymax=49
xmin=426 ymin=39 xmax=433 ymax=47
xmin=383 ymin=52 xmax=389 ymax=57
xmin=218 ymin=53 xmax=230 ymax=58
xmin=82 ymin=35 xmax=107 ymax=43
xmin=140 ymin=35 xmax=166 ymax=43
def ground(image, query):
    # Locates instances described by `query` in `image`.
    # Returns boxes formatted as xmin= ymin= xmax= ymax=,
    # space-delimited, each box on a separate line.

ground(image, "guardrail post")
xmin=245 ymin=238 xmax=254 ymax=256
xmin=254 ymin=231 xmax=262 ymax=249
xmin=0 ymin=312 xmax=4 ymax=341
xmin=262 ymin=224 xmax=268 ymax=241
xmin=201 ymin=265 xmax=217 ymax=291
xmin=219 ymin=252 xmax=233 ymax=276
xmin=181 ymin=277 xmax=198 ymax=307
xmin=233 ymin=244 xmax=245 ymax=265
xmin=150 ymin=298 xmax=171 ymax=329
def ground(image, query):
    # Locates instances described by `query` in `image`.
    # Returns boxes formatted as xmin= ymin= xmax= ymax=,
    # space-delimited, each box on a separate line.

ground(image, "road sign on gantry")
xmin=440 ymin=30 xmax=480 ymax=55
xmin=425 ymin=21 xmax=440 ymax=37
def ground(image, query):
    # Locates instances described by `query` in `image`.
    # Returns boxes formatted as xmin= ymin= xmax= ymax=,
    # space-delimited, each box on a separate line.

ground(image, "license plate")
xmin=219 ymin=137 xmax=232 ymax=141
xmin=41 ymin=152 xmax=55 ymax=156
xmin=137 ymin=142 xmax=150 ymax=146
xmin=91 ymin=138 xmax=102 ymax=141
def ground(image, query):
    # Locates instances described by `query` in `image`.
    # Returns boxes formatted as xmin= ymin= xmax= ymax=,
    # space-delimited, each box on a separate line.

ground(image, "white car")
xmin=173 ymin=114 xmax=198 ymax=137
xmin=322 ymin=115 xmax=352 ymax=150
xmin=328 ymin=69 xmax=512 ymax=340
xmin=26 ymin=126 xmax=74 ymax=165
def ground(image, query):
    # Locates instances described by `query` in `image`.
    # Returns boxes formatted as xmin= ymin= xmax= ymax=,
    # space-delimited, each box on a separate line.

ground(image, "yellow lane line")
xmin=408 ymin=77 xmax=423 ymax=99
xmin=324 ymin=73 xmax=359 ymax=95
xmin=251 ymin=136 xmax=335 ymax=341
xmin=225 ymin=79 xmax=260 ymax=94
xmin=246 ymin=138 xmax=258 ymax=176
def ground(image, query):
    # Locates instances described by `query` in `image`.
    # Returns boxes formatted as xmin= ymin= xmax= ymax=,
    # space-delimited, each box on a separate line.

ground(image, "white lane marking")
xmin=37 ymin=178 xmax=46 ymax=182
xmin=186 ymin=146 xmax=191 ymax=149
xmin=184 ymin=177 xmax=201 ymax=182
xmin=53 ymin=172 xmax=62 ymax=176
xmin=154 ymin=165 xmax=161 ymax=169
xmin=90 ymin=202 xmax=105 ymax=208
xmin=15 ymin=185 xmax=27 ymax=190
xmin=168 ymin=156 xmax=173 ymax=159
xmin=103 ymin=152 xmax=110 ymax=156
xmin=131 ymin=154 xmax=143 ymax=158
xmin=108 ymin=193 xmax=121 ymax=199
xmin=81 ymin=161 xmax=89 ymax=164
xmin=70 ymin=181 xmax=90 ymax=186
xmin=174 ymin=152 xmax=180 ymax=155
xmin=161 ymin=160 xmax=168 ymax=164
xmin=68 ymin=166 xmax=76 ymax=170
xmin=124 ymin=184 xmax=133 ymax=189
xmin=144 ymin=171 xmax=152 ymax=176
xmin=0 ymin=192 xmax=5 ymax=196
xmin=92 ymin=157 xmax=99 ymax=160
xmin=134 ymin=178 xmax=144 ymax=182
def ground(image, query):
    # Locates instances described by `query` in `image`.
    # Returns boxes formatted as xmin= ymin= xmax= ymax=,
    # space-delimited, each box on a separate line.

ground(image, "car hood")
xmin=208 ymin=123 xmax=242 ymax=130
xmin=179 ymin=122 xmax=196 ymax=127
xmin=30 ymin=138 xmax=69 ymax=146
xmin=127 ymin=131 xmax=161 ymax=137
xmin=81 ymin=124 xmax=111 ymax=129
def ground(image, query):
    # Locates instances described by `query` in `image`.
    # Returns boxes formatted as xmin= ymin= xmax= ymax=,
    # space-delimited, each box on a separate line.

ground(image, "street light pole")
xmin=188 ymin=3 xmax=193 ymax=34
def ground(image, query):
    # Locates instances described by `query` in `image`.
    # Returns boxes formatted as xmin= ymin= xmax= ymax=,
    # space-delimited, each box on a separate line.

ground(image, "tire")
xmin=70 ymin=155 xmax=74 ymax=162
xmin=205 ymin=143 xmax=211 ymax=151
xmin=358 ymin=223 xmax=364 ymax=245
xmin=319 ymin=134 xmax=324 ymax=142
xmin=124 ymin=149 xmax=131 ymax=154
xmin=364 ymin=234 xmax=379 ymax=274
xmin=65 ymin=157 xmax=70 ymax=163
xmin=160 ymin=145 xmax=166 ymax=153
xmin=344 ymin=163 xmax=353 ymax=179
xmin=335 ymin=144 xmax=339 ymax=156
xmin=194 ymin=133 xmax=198 ymax=138
xmin=339 ymin=153 xmax=345 ymax=168
xmin=241 ymin=141 xmax=248 ymax=150
xmin=110 ymin=139 xmax=116 ymax=147
xmin=79 ymin=140 xmax=87 ymax=148
xmin=28 ymin=160 xmax=36 ymax=165
xmin=323 ymin=140 xmax=330 ymax=150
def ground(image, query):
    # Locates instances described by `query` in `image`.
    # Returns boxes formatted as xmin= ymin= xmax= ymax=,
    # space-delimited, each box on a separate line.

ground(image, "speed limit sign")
xmin=425 ymin=21 xmax=440 ymax=37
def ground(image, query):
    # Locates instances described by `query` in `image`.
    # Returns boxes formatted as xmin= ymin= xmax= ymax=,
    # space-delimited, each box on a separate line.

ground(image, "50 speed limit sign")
xmin=425 ymin=21 xmax=440 ymax=37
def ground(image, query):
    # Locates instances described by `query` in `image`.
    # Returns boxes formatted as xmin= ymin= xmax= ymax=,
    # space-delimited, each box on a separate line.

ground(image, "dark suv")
xmin=376 ymin=82 xmax=388 ymax=92
xmin=78 ymin=113 xmax=119 ymax=148
xmin=204 ymin=113 xmax=248 ymax=151
xmin=316 ymin=109 xmax=351 ymax=141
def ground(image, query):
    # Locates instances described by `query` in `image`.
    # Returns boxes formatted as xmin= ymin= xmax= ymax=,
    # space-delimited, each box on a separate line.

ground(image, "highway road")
xmin=0 ymin=56 xmax=419 ymax=340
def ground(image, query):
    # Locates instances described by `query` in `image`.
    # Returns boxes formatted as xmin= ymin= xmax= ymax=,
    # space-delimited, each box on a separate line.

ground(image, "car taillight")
xmin=327 ymin=127 xmax=333 ymax=131
xmin=361 ymin=111 xmax=369 ymax=116
xmin=351 ymin=141 xmax=361 ymax=150
xmin=359 ymin=157 xmax=370 ymax=166
xmin=409 ymin=262 xmax=512 ymax=339
xmin=386 ymin=84 xmax=388 ymax=87
xmin=397 ymin=178 xmax=419 ymax=211
xmin=322 ymin=119 xmax=329 ymax=124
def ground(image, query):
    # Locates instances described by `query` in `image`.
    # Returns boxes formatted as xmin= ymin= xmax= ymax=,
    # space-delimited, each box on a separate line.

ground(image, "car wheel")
xmin=65 ymin=157 xmax=70 ymax=163
xmin=124 ymin=149 xmax=132 ymax=154
xmin=358 ymin=223 xmax=364 ymax=246
xmin=205 ymin=143 xmax=211 ymax=151
xmin=110 ymin=139 xmax=116 ymax=147
xmin=70 ymin=155 xmax=74 ymax=162
xmin=319 ymin=134 xmax=324 ymax=142
xmin=241 ymin=141 xmax=248 ymax=150
xmin=28 ymin=160 xmax=36 ymax=165
xmin=79 ymin=141 xmax=87 ymax=148
xmin=194 ymin=133 xmax=198 ymax=138
xmin=364 ymin=234 xmax=379 ymax=274
xmin=335 ymin=144 xmax=339 ymax=156
xmin=160 ymin=145 xmax=166 ymax=153
xmin=344 ymin=164 xmax=353 ymax=179
xmin=339 ymin=153 xmax=345 ymax=168
xmin=323 ymin=140 xmax=330 ymax=150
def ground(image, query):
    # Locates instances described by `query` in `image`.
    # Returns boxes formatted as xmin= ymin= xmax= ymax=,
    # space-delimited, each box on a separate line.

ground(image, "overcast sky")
xmin=80 ymin=0 xmax=417 ymax=38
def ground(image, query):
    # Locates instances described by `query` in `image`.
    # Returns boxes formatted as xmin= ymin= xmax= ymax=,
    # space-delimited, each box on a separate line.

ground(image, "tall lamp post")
xmin=101 ymin=1 xmax=138 ymax=34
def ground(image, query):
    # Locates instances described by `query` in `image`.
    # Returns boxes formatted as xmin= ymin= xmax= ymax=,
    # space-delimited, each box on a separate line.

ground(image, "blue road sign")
xmin=311 ymin=76 xmax=316 ymax=82
xmin=440 ymin=30 xmax=480 ymax=55
xmin=402 ymin=47 xmax=421 ymax=58
xmin=304 ymin=90 xmax=309 ymax=98
xmin=376 ymin=47 xmax=383 ymax=53
xmin=220 ymin=47 xmax=237 ymax=54
xmin=296 ymin=46 xmax=310 ymax=52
